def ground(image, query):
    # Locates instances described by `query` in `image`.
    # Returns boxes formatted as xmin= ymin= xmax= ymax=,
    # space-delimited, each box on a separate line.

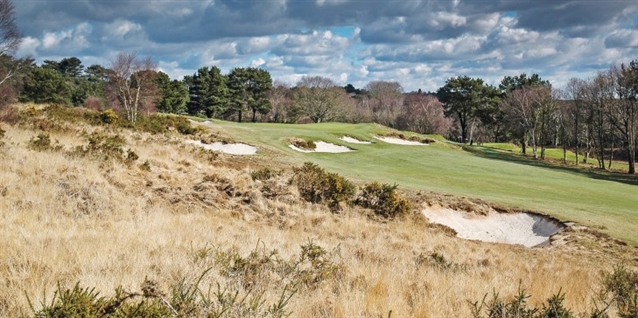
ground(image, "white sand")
xmin=289 ymin=141 xmax=354 ymax=153
xmin=188 ymin=119 xmax=213 ymax=125
xmin=422 ymin=208 xmax=563 ymax=247
xmin=374 ymin=136 xmax=428 ymax=146
xmin=339 ymin=136 xmax=372 ymax=144
xmin=186 ymin=140 xmax=257 ymax=155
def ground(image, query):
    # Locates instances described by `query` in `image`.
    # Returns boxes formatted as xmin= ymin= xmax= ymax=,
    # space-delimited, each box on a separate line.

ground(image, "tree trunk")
xmin=575 ymin=128 xmax=579 ymax=165
xmin=251 ymin=108 xmax=257 ymax=122
xmin=608 ymin=140 xmax=614 ymax=169
xmin=468 ymin=119 xmax=476 ymax=145
xmin=238 ymin=109 xmax=243 ymax=123
xmin=628 ymin=142 xmax=636 ymax=174
xmin=459 ymin=115 xmax=468 ymax=143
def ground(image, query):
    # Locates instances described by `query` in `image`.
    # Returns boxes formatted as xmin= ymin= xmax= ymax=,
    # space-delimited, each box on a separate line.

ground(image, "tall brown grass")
xmin=0 ymin=105 xmax=636 ymax=317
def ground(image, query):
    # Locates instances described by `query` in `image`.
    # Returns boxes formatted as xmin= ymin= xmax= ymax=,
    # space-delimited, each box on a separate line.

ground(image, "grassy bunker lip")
xmin=374 ymin=136 xmax=430 ymax=146
xmin=289 ymin=141 xmax=354 ymax=153
xmin=422 ymin=208 xmax=565 ymax=247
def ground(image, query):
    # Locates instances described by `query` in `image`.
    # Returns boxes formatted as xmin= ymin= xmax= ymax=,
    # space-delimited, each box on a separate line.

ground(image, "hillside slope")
xmin=1 ymin=105 xmax=636 ymax=317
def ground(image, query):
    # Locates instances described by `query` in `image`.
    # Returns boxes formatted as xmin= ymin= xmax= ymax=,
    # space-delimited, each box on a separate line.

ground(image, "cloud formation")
xmin=14 ymin=0 xmax=638 ymax=91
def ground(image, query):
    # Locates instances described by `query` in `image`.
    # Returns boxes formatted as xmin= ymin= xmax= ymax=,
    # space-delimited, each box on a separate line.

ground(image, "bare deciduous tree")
xmin=503 ymin=86 xmax=554 ymax=159
xmin=364 ymin=81 xmax=404 ymax=126
xmin=294 ymin=76 xmax=350 ymax=123
xmin=0 ymin=0 xmax=25 ymax=101
xmin=610 ymin=61 xmax=638 ymax=174
xmin=0 ymin=0 xmax=19 ymax=58
xmin=268 ymin=81 xmax=297 ymax=122
xmin=396 ymin=93 xmax=450 ymax=135
xmin=107 ymin=53 xmax=159 ymax=122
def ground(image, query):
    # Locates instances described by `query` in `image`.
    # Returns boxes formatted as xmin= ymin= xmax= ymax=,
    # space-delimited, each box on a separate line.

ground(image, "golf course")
xmin=2 ymin=107 xmax=637 ymax=317
xmin=202 ymin=120 xmax=638 ymax=245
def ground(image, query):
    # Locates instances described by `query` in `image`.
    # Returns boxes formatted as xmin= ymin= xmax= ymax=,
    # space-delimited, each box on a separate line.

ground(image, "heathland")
xmin=1 ymin=104 xmax=636 ymax=317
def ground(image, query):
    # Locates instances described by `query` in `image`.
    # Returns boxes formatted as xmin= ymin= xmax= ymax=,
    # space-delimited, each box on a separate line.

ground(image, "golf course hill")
xmin=1 ymin=104 xmax=636 ymax=317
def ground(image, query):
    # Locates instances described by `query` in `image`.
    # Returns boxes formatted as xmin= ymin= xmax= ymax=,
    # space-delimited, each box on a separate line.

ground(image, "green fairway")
xmin=206 ymin=120 xmax=638 ymax=245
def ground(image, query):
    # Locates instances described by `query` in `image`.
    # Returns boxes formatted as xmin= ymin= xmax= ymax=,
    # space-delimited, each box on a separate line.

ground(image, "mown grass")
xmin=203 ymin=120 xmax=638 ymax=245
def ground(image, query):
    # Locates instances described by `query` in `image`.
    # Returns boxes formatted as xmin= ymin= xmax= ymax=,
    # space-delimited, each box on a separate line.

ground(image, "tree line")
xmin=0 ymin=0 xmax=635 ymax=173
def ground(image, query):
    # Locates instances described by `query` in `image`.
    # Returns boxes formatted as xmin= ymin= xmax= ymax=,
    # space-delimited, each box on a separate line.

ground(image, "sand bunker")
xmin=374 ymin=136 xmax=428 ymax=146
xmin=188 ymin=119 xmax=213 ymax=125
xmin=339 ymin=136 xmax=372 ymax=144
xmin=186 ymin=140 xmax=257 ymax=155
xmin=289 ymin=141 xmax=354 ymax=153
xmin=422 ymin=208 xmax=564 ymax=247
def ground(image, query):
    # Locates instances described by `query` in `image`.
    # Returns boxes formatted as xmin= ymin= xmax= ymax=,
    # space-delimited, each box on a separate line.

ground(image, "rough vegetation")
xmin=0 ymin=103 xmax=636 ymax=317
xmin=292 ymin=162 xmax=355 ymax=210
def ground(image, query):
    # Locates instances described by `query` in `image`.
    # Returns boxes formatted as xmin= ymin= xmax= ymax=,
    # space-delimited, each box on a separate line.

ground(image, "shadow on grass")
xmin=463 ymin=145 xmax=638 ymax=186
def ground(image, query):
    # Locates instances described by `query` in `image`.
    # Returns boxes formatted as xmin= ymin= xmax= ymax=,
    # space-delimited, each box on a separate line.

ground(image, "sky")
xmin=13 ymin=0 xmax=638 ymax=92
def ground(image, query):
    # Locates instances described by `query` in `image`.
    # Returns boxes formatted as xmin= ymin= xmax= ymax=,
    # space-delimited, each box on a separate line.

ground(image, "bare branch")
xmin=0 ymin=0 xmax=21 ymax=56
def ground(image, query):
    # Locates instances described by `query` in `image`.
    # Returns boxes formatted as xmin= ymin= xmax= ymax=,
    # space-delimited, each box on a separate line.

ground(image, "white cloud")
xmin=101 ymin=19 xmax=144 ymax=43
xmin=17 ymin=37 xmax=41 ymax=56
xmin=250 ymin=57 xmax=266 ymax=67
xmin=605 ymin=29 xmax=638 ymax=48
xmin=431 ymin=12 xmax=467 ymax=28
xmin=9 ymin=0 xmax=637 ymax=92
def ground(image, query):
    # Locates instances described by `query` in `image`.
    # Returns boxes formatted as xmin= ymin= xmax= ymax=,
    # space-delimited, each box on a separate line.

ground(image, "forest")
xmin=3 ymin=52 xmax=636 ymax=174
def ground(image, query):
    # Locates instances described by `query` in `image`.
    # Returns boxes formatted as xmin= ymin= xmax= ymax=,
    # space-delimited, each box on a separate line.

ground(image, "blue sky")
xmin=13 ymin=0 xmax=638 ymax=92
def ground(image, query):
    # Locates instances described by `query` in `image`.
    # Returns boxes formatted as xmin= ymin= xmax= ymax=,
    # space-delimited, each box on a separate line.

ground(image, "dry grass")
xmin=0 ymin=108 xmax=636 ymax=317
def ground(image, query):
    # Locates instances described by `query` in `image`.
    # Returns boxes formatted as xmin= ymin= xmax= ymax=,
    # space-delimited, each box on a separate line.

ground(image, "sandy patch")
xmin=422 ymin=208 xmax=564 ymax=247
xmin=188 ymin=119 xmax=213 ymax=125
xmin=339 ymin=136 xmax=372 ymax=144
xmin=289 ymin=141 xmax=354 ymax=153
xmin=374 ymin=136 xmax=428 ymax=146
xmin=186 ymin=140 xmax=257 ymax=155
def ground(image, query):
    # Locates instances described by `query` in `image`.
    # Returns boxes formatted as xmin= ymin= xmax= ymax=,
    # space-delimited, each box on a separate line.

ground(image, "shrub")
xmin=295 ymin=240 xmax=343 ymax=289
xmin=27 ymin=274 xmax=295 ymax=318
xmin=83 ymin=96 xmax=104 ymax=111
xmin=71 ymin=132 xmax=131 ymax=162
xmin=135 ymin=114 xmax=198 ymax=135
xmin=28 ymin=133 xmax=63 ymax=152
xmin=45 ymin=104 xmax=89 ymax=125
xmin=601 ymin=264 xmax=638 ymax=317
xmin=292 ymin=162 xmax=355 ymax=210
xmin=99 ymin=109 xmax=118 ymax=124
xmin=470 ymin=287 xmax=573 ymax=318
xmin=0 ymin=126 xmax=5 ymax=147
xmin=291 ymin=138 xmax=316 ymax=150
xmin=355 ymin=182 xmax=412 ymax=218
xmin=0 ymin=105 xmax=20 ymax=124
xmin=251 ymin=167 xmax=281 ymax=181
xmin=139 ymin=160 xmax=151 ymax=171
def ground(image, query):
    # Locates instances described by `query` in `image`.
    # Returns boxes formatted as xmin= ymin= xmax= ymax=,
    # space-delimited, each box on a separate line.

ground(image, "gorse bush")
xmin=470 ymin=287 xmax=573 ymax=318
xmin=27 ymin=273 xmax=295 ymax=318
xmin=71 ymin=132 xmax=137 ymax=163
xmin=250 ymin=167 xmax=281 ymax=181
xmin=28 ymin=133 xmax=63 ymax=152
xmin=470 ymin=265 xmax=638 ymax=318
xmin=26 ymin=241 xmax=347 ymax=317
xmin=0 ymin=125 xmax=5 ymax=147
xmin=355 ymin=182 xmax=412 ymax=218
xmin=99 ymin=109 xmax=118 ymax=124
xmin=292 ymin=162 xmax=355 ymax=210
xmin=601 ymin=264 xmax=638 ymax=317
xmin=133 ymin=114 xmax=199 ymax=135
xmin=295 ymin=240 xmax=343 ymax=289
